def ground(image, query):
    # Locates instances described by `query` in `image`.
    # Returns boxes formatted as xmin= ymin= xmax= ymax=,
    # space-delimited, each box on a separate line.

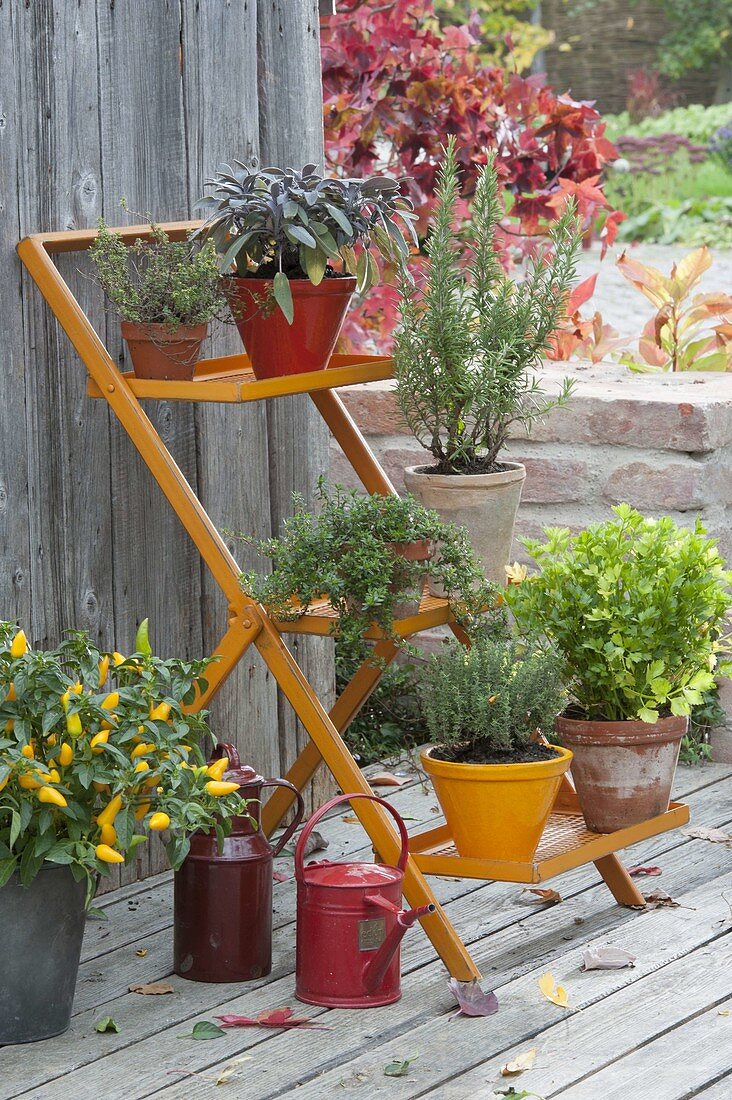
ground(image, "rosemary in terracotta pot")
xmin=393 ymin=137 xmax=581 ymax=585
xmin=506 ymin=505 xmax=732 ymax=832
xmin=196 ymin=162 xmax=417 ymax=379
xmin=89 ymin=220 xmax=223 ymax=381
xmin=419 ymin=637 xmax=570 ymax=861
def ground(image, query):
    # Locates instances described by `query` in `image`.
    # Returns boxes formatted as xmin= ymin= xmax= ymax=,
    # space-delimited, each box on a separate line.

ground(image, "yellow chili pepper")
xmin=90 ymin=730 xmax=109 ymax=753
xmin=46 ymin=733 xmax=57 ymax=747
xmin=6 ymin=682 xmax=16 ymax=702
xmin=149 ymin=702 xmax=171 ymax=722
xmin=21 ymin=744 xmax=34 ymax=760
xmin=96 ymin=844 xmax=124 ymax=864
xmin=205 ymin=780 xmax=240 ymax=797
xmin=131 ymin=742 xmax=154 ymax=759
xmin=98 ymin=655 xmax=110 ymax=688
xmin=112 ymin=651 xmax=125 ymax=667
xmin=148 ymin=812 xmax=170 ymax=831
xmin=97 ymin=793 xmax=123 ymax=827
xmin=38 ymin=787 xmax=67 ymax=808
xmin=58 ymin=743 xmax=73 ymax=767
xmin=93 ymin=781 xmax=110 ymax=794
xmin=99 ymin=822 xmax=117 ymax=846
xmin=66 ymin=713 xmax=82 ymax=738
xmin=134 ymin=801 xmax=151 ymax=821
xmin=206 ymin=756 xmax=229 ymax=782
xmin=101 ymin=692 xmax=119 ymax=711
xmin=18 ymin=773 xmax=42 ymax=790
xmin=47 ymin=768 xmax=61 ymax=784
xmin=3 ymin=719 xmax=14 ymax=733
xmin=142 ymin=775 xmax=158 ymax=790
xmin=9 ymin=630 xmax=28 ymax=659
xmin=134 ymin=760 xmax=150 ymax=774
xmin=60 ymin=690 xmax=71 ymax=712
xmin=71 ymin=681 xmax=83 ymax=695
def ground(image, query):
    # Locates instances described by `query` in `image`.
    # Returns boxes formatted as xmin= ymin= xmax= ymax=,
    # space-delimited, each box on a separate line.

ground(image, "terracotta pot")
xmin=120 ymin=320 xmax=207 ymax=381
xmin=387 ymin=539 xmax=434 ymax=562
xmin=226 ymin=275 xmax=356 ymax=380
xmin=403 ymin=463 xmax=526 ymax=587
xmin=554 ymin=713 xmax=688 ymax=833
xmin=421 ymin=744 xmax=573 ymax=861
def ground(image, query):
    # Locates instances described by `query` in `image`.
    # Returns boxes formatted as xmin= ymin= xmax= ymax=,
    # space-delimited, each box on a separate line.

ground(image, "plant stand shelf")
xmin=17 ymin=220 xmax=690 ymax=982
xmin=408 ymin=797 xmax=690 ymax=888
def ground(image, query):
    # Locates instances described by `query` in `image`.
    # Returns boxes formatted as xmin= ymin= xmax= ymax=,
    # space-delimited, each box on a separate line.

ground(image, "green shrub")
xmin=419 ymin=637 xmax=566 ymax=761
xmin=89 ymin=221 xmax=223 ymax=327
xmin=604 ymin=104 xmax=732 ymax=144
xmin=507 ymin=505 xmax=732 ymax=724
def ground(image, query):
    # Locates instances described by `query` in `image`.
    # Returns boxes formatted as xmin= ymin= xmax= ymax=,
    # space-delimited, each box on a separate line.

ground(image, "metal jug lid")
xmin=207 ymin=742 xmax=261 ymax=787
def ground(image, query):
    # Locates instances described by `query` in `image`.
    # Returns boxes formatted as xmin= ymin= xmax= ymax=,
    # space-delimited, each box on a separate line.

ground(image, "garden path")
xmin=576 ymin=244 xmax=732 ymax=337
xmin=0 ymin=760 xmax=730 ymax=1099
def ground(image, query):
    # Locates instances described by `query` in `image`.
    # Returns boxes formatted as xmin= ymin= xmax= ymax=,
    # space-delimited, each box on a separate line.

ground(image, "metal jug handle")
xmin=294 ymin=793 xmax=409 ymax=882
xmin=261 ymin=779 xmax=305 ymax=857
xmin=208 ymin=741 xmax=241 ymax=768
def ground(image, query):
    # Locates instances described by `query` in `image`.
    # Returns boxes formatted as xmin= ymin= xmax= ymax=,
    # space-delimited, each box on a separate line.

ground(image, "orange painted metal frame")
xmin=18 ymin=222 xmax=689 ymax=976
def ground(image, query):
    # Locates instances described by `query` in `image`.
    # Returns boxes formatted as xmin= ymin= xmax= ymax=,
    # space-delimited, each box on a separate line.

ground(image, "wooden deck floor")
xmin=1 ymin=761 xmax=730 ymax=1099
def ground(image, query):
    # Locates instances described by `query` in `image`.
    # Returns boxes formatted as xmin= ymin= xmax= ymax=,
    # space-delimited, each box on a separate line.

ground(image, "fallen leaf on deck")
xmin=272 ymin=870 xmax=289 ymax=882
xmin=581 ymin=947 xmax=637 ymax=971
xmin=135 ymin=949 xmax=148 ymax=957
xmin=129 ymin=982 xmax=174 ymax=995
xmin=369 ymin=772 xmax=406 ymax=787
xmin=215 ymin=1056 xmax=252 ymax=1084
xmin=519 ymin=888 xmax=562 ymax=906
xmin=216 ymin=1007 xmax=330 ymax=1030
xmin=448 ymin=977 xmax=499 ymax=1018
xmin=301 ymin=830 xmax=329 ymax=856
xmin=682 ymin=826 xmax=732 ymax=846
xmin=495 ymin=1089 xmax=545 ymax=1099
xmin=538 ymin=972 xmax=570 ymax=1009
xmin=342 ymin=815 xmax=360 ymax=823
xmin=718 ymin=1009 xmax=731 ymax=1017
xmin=641 ymin=889 xmax=679 ymax=910
xmin=383 ymin=1055 xmax=418 ymax=1078
xmin=500 ymin=1048 xmax=537 ymax=1076
xmin=178 ymin=1020 xmax=225 ymax=1040
xmin=627 ymin=866 xmax=662 ymax=877
xmin=94 ymin=1016 xmax=120 ymax=1034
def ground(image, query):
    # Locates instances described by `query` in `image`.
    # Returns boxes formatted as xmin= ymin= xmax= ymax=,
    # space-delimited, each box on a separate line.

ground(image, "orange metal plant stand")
xmin=18 ymin=223 xmax=689 ymax=983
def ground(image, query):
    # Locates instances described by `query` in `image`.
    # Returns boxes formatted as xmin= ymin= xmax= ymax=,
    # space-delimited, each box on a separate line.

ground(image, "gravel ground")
xmin=574 ymin=243 xmax=732 ymax=338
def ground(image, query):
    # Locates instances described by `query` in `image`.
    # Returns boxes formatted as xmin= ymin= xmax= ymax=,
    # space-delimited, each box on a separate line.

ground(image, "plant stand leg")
xmin=188 ymin=610 xmax=263 ymax=710
xmin=310 ymin=390 xmax=397 ymax=496
xmin=594 ymin=853 xmax=646 ymax=906
xmin=262 ymin=638 xmax=400 ymax=835
xmin=255 ymin=611 xmax=480 ymax=981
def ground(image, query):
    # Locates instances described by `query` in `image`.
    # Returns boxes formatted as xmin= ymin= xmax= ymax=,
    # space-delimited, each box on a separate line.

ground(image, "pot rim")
xmin=120 ymin=320 xmax=209 ymax=339
xmin=226 ymin=274 xmax=357 ymax=297
xmin=404 ymin=462 xmax=526 ymax=489
xmin=421 ymin=743 xmax=572 ymax=781
xmin=555 ymin=711 xmax=688 ymax=747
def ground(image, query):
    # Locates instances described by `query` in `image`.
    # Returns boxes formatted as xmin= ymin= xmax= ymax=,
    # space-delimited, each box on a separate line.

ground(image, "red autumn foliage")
xmin=322 ymin=0 xmax=620 ymax=350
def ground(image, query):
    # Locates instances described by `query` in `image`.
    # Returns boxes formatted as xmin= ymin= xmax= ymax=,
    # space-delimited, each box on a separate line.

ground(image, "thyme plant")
xmin=393 ymin=137 xmax=581 ymax=474
xmin=420 ymin=637 xmax=566 ymax=763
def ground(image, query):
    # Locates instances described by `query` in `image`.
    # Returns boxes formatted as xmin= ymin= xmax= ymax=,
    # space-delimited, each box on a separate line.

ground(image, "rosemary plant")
xmin=393 ymin=137 xmax=581 ymax=474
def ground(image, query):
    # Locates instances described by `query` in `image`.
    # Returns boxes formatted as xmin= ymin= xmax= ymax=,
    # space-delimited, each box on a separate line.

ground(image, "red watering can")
xmin=295 ymin=793 xmax=434 ymax=1008
xmin=174 ymin=743 xmax=304 ymax=983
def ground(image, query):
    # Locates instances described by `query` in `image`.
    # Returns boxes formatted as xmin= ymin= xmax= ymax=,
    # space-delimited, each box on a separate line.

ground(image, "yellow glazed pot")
xmin=421 ymin=744 xmax=573 ymax=861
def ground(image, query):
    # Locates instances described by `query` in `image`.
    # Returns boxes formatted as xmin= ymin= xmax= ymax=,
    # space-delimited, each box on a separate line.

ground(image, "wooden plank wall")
xmin=0 ymin=0 xmax=333 ymax=888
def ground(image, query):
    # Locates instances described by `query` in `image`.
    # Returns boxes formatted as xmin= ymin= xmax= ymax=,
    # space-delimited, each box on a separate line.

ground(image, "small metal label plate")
xmin=358 ymin=916 xmax=386 ymax=952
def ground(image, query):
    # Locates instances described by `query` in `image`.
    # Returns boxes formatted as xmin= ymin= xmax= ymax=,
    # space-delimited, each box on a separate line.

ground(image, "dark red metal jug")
xmin=174 ymin=742 xmax=304 ymax=983
xmin=295 ymin=793 xmax=434 ymax=1008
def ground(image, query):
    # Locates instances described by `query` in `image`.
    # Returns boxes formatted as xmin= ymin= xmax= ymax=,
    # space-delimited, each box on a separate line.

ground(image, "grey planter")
xmin=0 ymin=864 xmax=87 ymax=1044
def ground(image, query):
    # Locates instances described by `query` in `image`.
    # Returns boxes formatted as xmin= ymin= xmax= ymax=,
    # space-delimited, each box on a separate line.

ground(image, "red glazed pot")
xmin=120 ymin=320 xmax=207 ymax=381
xmin=554 ymin=712 xmax=688 ymax=833
xmin=226 ymin=275 xmax=356 ymax=379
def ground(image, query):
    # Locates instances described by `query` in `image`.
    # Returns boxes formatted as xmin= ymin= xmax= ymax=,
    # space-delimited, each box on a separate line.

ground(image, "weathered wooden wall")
xmin=0 ymin=0 xmax=333 ymax=889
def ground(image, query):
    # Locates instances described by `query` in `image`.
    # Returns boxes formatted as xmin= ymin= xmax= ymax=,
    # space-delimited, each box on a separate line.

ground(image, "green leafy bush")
xmin=240 ymin=483 xmax=503 ymax=662
xmin=0 ymin=624 xmax=246 ymax=894
xmin=604 ymin=104 xmax=732 ymax=144
xmin=89 ymin=222 xmax=223 ymax=326
xmin=507 ymin=505 xmax=732 ymax=724
xmin=393 ymin=138 xmax=580 ymax=474
xmin=419 ymin=637 xmax=566 ymax=762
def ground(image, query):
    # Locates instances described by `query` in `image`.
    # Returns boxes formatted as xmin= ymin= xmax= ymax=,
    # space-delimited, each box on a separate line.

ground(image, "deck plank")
xmin=1 ymin=765 xmax=729 ymax=1098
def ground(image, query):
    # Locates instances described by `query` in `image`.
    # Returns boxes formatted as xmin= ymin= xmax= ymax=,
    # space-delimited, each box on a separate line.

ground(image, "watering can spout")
xmin=362 ymin=900 xmax=436 ymax=994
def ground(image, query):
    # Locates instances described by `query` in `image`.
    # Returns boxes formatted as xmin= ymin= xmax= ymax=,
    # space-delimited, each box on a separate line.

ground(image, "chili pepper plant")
xmin=0 ymin=621 xmax=247 ymax=900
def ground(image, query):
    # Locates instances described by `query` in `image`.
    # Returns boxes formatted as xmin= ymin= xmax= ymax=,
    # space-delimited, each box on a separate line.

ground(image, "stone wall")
xmin=332 ymin=363 xmax=732 ymax=756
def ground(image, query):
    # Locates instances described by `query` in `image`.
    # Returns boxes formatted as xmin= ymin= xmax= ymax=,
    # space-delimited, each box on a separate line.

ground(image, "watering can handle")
xmin=294 ymin=792 xmax=410 ymax=881
xmin=209 ymin=741 xmax=240 ymax=768
xmin=261 ymin=779 xmax=305 ymax=857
